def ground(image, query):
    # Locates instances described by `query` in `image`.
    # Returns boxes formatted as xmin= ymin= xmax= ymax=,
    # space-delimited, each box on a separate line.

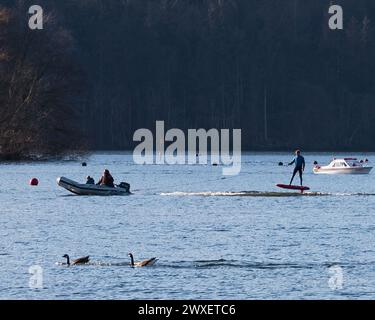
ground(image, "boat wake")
xmin=161 ymin=191 xmax=326 ymax=197
xmin=160 ymin=191 xmax=375 ymax=197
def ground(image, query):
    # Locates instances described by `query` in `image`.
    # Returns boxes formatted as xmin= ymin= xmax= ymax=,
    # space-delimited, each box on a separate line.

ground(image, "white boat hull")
xmin=313 ymin=167 xmax=372 ymax=175
xmin=57 ymin=177 xmax=131 ymax=196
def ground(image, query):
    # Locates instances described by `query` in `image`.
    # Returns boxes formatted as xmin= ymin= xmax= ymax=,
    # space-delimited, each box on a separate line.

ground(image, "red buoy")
xmin=30 ymin=178 xmax=39 ymax=186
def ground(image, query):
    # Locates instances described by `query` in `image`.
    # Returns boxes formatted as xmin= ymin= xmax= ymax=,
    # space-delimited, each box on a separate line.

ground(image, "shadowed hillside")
xmin=1 ymin=0 xmax=375 ymax=158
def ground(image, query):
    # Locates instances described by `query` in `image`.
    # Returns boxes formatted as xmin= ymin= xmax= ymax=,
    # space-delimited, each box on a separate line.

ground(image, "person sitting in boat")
xmin=86 ymin=176 xmax=95 ymax=185
xmin=288 ymin=149 xmax=305 ymax=186
xmin=97 ymin=169 xmax=115 ymax=187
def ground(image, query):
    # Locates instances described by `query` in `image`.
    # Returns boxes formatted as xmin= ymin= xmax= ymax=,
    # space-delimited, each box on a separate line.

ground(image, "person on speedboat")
xmin=97 ymin=169 xmax=115 ymax=187
xmin=288 ymin=150 xmax=305 ymax=186
xmin=86 ymin=176 xmax=95 ymax=185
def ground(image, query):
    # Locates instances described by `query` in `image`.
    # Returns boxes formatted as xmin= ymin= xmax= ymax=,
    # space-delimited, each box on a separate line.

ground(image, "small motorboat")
xmin=57 ymin=177 xmax=131 ymax=196
xmin=313 ymin=158 xmax=372 ymax=175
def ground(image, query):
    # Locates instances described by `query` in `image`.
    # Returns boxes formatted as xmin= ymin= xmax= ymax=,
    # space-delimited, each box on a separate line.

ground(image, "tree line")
xmin=1 ymin=0 xmax=375 ymax=159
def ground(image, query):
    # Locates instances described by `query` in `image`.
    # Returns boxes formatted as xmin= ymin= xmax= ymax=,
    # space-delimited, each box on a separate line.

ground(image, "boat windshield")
xmin=332 ymin=161 xmax=347 ymax=168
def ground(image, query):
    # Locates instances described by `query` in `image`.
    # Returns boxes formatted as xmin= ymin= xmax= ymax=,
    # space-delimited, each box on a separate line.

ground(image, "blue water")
xmin=1 ymin=152 xmax=375 ymax=300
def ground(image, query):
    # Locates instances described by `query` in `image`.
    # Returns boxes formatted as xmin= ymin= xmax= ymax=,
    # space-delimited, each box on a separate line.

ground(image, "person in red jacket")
xmin=97 ymin=169 xmax=114 ymax=187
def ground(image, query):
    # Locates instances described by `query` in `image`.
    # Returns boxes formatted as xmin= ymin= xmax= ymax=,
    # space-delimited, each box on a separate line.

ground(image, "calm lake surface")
xmin=1 ymin=152 xmax=374 ymax=300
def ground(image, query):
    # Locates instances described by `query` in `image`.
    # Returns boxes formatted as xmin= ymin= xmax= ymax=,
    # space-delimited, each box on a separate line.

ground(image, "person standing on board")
xmin=288 ymin=150 xmax=305 ymax=186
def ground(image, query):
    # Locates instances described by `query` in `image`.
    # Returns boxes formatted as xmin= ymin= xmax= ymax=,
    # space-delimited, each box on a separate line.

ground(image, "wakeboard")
xmin=276 ymin=184 xmax=310 ymax=192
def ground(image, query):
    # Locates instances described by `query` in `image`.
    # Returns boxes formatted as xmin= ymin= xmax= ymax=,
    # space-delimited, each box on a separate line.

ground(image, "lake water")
xmin=1 ymin=152 xmax=374 ymax=300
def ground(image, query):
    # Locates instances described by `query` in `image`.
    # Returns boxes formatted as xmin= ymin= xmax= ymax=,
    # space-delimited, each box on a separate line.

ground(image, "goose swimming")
xmin=62 ymin=254 xmax=90 ymax=266
xmin=128 ymin=253 xmax=158 ymax=267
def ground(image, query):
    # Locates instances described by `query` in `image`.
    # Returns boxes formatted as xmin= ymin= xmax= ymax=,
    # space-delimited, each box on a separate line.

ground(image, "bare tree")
xmin=0 ymin=2 xmax=84 ymax=160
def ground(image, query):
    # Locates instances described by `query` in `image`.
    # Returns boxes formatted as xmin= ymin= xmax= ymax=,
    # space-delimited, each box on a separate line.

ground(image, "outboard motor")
xmin=118 ymin=182 xmax=131 ymax=193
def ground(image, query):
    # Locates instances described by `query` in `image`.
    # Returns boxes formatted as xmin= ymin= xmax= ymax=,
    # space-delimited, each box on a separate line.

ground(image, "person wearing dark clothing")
xmin=86 ymin=176 xmax=95 ymax=185
xmin=288 ymin=150 xmax=306 ymax=186
xmin=97 ymin=169 xmax=115 ymax=187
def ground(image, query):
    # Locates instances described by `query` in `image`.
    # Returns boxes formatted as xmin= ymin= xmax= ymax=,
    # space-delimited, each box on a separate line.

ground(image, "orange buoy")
xmin=30 ymin=178 xmax=39 ymax=186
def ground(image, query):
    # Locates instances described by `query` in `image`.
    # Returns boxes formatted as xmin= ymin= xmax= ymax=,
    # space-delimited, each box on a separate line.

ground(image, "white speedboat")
xmin=313 ymin=158 xmax=372 ymax=175
xmin=57 ymin=177 xmax=131 ymax=196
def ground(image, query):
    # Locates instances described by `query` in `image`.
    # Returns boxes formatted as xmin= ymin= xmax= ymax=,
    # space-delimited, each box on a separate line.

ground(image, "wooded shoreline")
xmin=1 ymin=1 xmax=375 ymax=159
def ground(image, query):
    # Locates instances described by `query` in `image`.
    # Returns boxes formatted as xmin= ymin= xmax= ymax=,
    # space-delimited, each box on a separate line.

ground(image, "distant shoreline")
xmin=1 ymin=149 xmax=374 ymax=163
